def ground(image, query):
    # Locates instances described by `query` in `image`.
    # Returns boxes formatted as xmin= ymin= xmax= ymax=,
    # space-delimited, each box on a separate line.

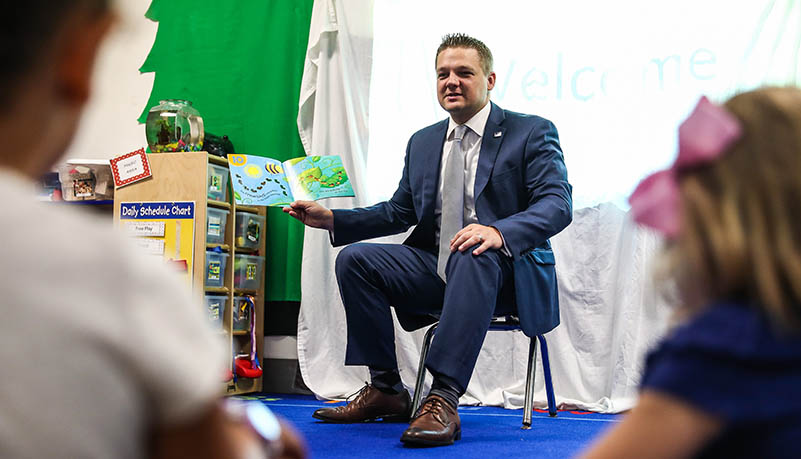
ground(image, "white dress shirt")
xmin=435 ymin=101 xmax=491 ymax=235
xmin=434 ymin=101 xmax=511 ymax=256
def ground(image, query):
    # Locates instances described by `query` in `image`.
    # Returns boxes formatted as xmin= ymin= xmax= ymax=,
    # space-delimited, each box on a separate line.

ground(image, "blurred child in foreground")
xmin=0 ymin=1 xmax=304 ymax=458
xmin=583 ymin=87 xmax=801 ymax=458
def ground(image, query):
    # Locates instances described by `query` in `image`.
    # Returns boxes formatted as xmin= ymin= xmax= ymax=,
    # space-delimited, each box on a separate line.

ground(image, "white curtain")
xmin=296 ymin=0 xmax=379 ymax=397
xmin=296 ymin=0 xmax=672 ymax=413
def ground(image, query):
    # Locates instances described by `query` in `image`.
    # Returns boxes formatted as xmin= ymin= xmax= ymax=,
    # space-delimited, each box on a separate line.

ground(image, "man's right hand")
xmin=283 ymin=201 xmax=334 ymax=232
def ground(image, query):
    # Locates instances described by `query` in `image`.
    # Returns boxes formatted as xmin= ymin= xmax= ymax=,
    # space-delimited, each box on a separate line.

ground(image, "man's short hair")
xmin=0 ymin=0 xmax=109 ymax=104
xmin=436 ymin=33 xmax=494 ymax=76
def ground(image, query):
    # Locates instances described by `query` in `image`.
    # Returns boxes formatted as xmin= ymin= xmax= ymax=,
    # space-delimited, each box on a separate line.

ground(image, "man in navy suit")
xmin=285 ymin=33 xmax=572 ymax=446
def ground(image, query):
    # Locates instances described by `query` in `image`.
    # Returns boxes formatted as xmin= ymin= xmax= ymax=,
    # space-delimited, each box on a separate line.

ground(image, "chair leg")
xmin=537 ymin=335 xmax=557 ymax=417
xmin=411 ymin=323 xmax=438 ymax=416
xmin=522 ymin=336 xmax=537 ymax=429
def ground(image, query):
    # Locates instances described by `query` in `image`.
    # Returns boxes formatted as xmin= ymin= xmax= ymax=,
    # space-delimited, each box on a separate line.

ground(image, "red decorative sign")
xmin=110 ymin=148 xmax=151 ymax=188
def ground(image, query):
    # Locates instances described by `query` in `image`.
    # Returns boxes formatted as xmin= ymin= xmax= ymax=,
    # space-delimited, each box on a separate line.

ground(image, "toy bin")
xmin=204 ymin=251 xmax=229 ymax=287
xmin=206 ymin=207 xmax=230 ymax=245
xmin=234 ymin=212 xmax=265 ymax=249
xmin=232 ymin=296 xmax=253 ymax=332
xmin=207 ymin=163 xmax=229 ymax=201
xmin=233 ymin=254 xmax=264 ymax=290
xmin=58 ymin=160 xmax=114 ymax=201
xmin=204 ymin=295 xmax=226 ymax=329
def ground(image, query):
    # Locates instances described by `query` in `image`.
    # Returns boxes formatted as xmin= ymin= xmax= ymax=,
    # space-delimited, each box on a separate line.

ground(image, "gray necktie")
xmin=437 ymin=125 xmax=468 ymax=281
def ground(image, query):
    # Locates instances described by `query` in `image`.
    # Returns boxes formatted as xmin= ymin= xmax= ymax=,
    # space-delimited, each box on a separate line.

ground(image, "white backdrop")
xmin=295 ymin=0 xmax=675 ymax=413
xmin=368 ymin=0 xmax=801 ymax=210
xmin=296 ymin=0 xmax=799 ymax=412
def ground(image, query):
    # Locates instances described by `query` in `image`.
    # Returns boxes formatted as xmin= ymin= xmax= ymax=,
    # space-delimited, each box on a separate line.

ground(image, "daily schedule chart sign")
xmin=119 ymin=201 xmax=196 ymax=286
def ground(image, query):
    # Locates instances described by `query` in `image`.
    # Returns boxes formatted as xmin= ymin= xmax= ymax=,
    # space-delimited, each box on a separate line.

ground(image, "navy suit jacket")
xmin=332 ymin=102 xmax=572 ymax=334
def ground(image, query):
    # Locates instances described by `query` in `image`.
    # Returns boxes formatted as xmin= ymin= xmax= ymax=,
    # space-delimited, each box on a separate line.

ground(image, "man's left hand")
xmin=450 ymin=223 xmax=503 ymax=256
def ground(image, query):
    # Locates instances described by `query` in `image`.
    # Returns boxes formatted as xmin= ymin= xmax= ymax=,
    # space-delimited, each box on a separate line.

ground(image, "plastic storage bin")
xmin=232 ymin=296 xmax=253 ymax=332
xmin=205 ymin=251 xmax=229 ymax=287
xmin=205 ymin=295 xmax=226 ymax=329
xmin=234 ymin=212 xmax=265 ymax=249
xmin=206 ymin=207 xmax=230 ymax=245
xmin=58 ymin=160 xmax=114 ymax=201
xmin=233 ymin=254 xmax=264 ymax=290
xmin=207 ymin=164 xmax=229 ymax=201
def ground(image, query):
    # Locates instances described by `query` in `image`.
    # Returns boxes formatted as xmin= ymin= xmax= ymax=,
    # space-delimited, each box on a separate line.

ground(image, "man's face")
xmin=436 ymin=47 xmax=495 ymax=124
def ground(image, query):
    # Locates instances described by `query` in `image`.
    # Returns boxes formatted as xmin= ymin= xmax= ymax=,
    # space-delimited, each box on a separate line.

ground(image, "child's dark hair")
xmin=0 ymin=0 xmax=109 ymax=104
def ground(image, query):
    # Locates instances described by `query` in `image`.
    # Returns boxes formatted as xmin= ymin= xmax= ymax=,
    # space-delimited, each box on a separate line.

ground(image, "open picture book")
xmin=227 ymin=154 xmax=354 ymax=206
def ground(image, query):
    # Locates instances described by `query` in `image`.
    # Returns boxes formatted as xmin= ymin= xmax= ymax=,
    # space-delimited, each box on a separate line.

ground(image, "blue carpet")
xmin=240 ymin=394 xmax=620 ymax=458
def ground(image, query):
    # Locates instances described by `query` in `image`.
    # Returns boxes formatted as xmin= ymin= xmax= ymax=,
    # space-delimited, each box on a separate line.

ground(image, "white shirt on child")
xmin=0 ymin=169 xmax=225 ymax=459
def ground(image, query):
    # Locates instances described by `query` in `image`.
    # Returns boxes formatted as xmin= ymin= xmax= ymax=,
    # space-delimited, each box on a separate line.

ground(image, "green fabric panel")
xmin=141 ymin=0 xmax=314 ymax=301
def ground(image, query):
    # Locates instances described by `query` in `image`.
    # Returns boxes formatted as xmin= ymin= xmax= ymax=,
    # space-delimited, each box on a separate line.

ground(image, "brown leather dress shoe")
xmin=400 ymin=395 xmax=461 ymax=446
xmin=312 ymin=384 xmax=411 ymax=423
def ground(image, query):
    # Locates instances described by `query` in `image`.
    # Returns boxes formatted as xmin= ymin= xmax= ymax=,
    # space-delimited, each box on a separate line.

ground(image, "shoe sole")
xmin=312 ymin=412 xmax=410 ymax=423
xmin=400 ymin=429 xmax=461 ymax=447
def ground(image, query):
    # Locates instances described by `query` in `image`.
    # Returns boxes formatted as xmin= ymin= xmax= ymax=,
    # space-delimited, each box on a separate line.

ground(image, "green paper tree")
xmin=140 ymin=0 xmax=314 ymax=302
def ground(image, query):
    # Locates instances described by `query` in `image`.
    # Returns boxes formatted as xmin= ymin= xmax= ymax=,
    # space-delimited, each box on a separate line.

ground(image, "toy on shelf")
xmin=204 ymin=132 xmax=235 ymax=158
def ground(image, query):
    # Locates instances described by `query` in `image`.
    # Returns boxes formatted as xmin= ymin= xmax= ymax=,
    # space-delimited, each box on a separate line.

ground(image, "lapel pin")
xmin=494 ymin=131 xmax=502 ymax=138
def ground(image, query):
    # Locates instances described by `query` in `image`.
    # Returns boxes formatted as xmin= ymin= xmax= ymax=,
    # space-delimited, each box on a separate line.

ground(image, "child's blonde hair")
xmin=667 ymin=87 xmax=801 ymax=328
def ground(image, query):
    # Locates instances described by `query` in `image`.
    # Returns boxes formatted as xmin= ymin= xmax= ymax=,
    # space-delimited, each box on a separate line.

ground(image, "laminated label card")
xmin=124 ymin=220 xmax=166 ymax=237
xmin=227 ymin=154 xmax=354 ymax=206
xmin=110 ymin=148 xmax=151 ymax=188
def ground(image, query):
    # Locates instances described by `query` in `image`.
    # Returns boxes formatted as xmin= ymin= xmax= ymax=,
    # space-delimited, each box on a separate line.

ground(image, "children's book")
xmin=227 ymin=154 xmax=354 ymax=206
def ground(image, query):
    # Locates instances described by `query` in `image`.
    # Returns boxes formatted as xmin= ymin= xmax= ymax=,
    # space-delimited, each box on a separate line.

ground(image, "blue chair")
xmin=410 ymin=248 xmax=560 ymax=429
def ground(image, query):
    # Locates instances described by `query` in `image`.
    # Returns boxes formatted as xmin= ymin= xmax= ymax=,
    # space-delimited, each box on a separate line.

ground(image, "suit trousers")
xmin=334 ymin=242 xmax=515 ymax=391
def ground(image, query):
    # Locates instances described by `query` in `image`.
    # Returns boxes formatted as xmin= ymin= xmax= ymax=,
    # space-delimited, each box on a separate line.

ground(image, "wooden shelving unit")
xmin=113 ymin=152 xmax=265 ymax=395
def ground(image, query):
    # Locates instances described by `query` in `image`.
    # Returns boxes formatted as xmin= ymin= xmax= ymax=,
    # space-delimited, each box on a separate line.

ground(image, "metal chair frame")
xmin=411 ymin=316 xmax=557 ymax=429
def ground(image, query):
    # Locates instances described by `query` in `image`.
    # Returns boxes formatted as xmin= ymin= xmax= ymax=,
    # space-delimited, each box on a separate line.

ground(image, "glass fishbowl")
xmin=145 ymin=99 xmax=205 ymax=152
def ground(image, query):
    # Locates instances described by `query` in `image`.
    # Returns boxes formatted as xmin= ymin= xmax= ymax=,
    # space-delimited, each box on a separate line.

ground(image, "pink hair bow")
xmin=629 ymin=96 xmax=742 ymax=239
